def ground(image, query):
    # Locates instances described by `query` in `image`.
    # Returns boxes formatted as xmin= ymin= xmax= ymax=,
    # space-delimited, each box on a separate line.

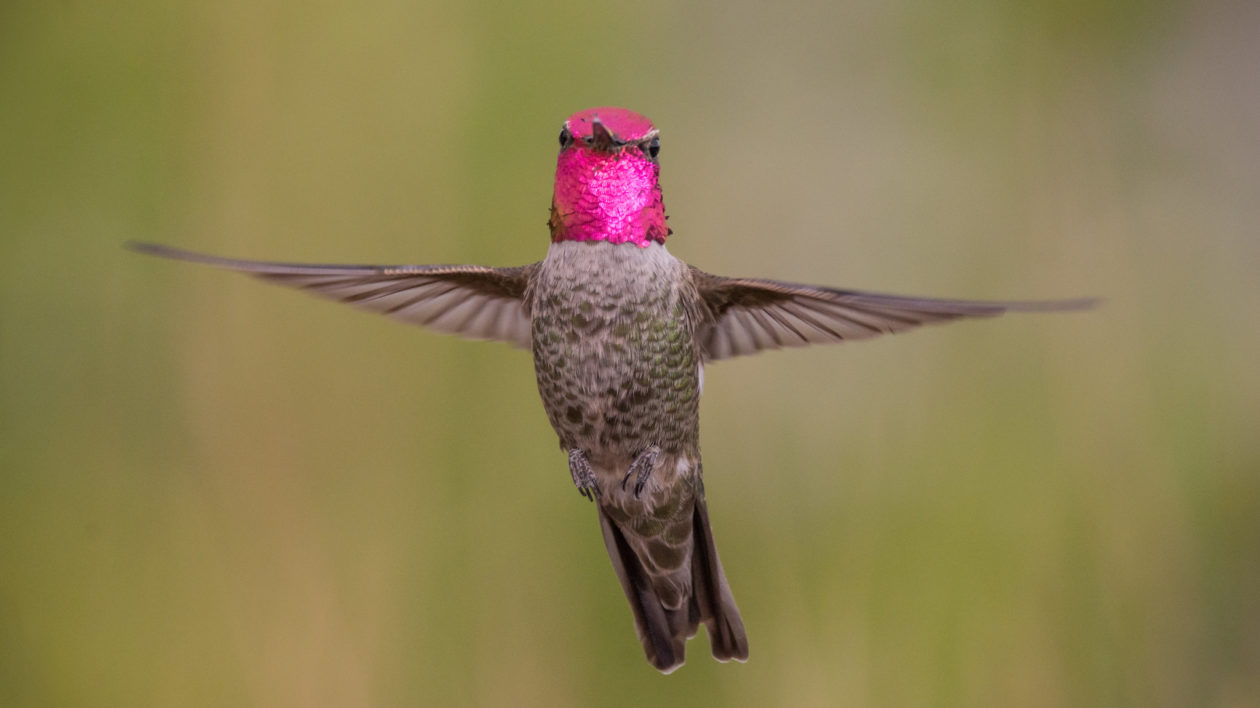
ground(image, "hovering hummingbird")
xmin=132 ymin=107 xmax=1092 ymax=673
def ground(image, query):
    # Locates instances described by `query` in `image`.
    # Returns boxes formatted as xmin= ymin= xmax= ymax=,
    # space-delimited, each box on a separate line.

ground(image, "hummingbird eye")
xmin=559 ymin=127 xmax=573 ymax=148
xmin=642 ymin=137 xmax=660 ymax=160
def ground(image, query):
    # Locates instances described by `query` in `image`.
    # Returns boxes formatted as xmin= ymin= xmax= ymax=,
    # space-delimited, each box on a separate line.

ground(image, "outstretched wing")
xmin=690 ymin=268 xmax=1095 ymax=361
xmin=130 ymin=242 xmax=537 ymax=348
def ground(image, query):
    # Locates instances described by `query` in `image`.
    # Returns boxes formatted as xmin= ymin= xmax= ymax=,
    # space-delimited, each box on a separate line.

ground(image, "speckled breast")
xmin=529 ymin=240 xmax=702 ymax=463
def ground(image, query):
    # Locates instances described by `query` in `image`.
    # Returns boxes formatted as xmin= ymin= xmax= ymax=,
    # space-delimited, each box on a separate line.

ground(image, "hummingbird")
xmin=131 ymin=106 xmax=1093 ymax=673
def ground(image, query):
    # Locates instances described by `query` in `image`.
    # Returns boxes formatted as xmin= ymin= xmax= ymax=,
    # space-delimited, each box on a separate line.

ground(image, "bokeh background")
xmin=3 ymin=0 xmax=1258 ymax=705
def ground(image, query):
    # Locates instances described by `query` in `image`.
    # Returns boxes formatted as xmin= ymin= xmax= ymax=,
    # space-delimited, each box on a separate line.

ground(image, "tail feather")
xmin=691 ymin=501 xmax=749 ymax=662
xmin=598 ymin=512 xmax=684 ymax=670
xmin=598 ymin=500 xmax=748 ymax=672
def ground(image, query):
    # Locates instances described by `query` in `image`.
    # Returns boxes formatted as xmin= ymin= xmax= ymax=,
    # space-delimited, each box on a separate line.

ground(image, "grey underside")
xmin=528 ymin=241 xmax=747 ymax=670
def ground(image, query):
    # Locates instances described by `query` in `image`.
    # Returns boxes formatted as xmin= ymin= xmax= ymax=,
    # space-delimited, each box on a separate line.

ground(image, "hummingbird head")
xmin=550 ymin=107 xmax=669 ymax=248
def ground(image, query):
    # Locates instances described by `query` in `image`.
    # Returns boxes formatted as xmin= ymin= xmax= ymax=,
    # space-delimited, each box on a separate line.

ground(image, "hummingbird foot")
xmin=568 ymin=448 xmax=599 ymax=502
xmin=622 ymin=444 xmax=660 ymax=499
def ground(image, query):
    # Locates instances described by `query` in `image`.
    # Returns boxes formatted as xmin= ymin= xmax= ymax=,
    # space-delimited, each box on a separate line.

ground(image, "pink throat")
xmin=550 ymin=147 xmax=668 ymax=248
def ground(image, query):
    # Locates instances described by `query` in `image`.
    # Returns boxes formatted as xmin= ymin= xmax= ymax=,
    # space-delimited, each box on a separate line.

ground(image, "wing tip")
xmin=125 ymin=241 xmax=239 ymax=269
xmin=125 ymin=240 xmax=178 ymax=258
xmin=124 ymin=241 xmax=389 ymax=275
xmin=1002 ymin=296 xmax=1102 ymax=313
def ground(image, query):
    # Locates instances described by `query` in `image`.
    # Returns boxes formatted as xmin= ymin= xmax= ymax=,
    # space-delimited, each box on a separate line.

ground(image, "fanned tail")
xmin=597 ymin=500 xmax=748 ymax=673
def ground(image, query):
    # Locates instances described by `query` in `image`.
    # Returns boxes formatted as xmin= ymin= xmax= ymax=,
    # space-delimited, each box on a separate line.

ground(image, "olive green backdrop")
xmin=3 ymin=0 xmax=1257 ymax=705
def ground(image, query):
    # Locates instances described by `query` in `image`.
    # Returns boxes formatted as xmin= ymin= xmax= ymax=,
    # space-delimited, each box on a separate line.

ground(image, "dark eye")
xmin=642 ymin=137 xmax=660 ymax=159
xmin=559 ymin=127 xmax=573 ymax=147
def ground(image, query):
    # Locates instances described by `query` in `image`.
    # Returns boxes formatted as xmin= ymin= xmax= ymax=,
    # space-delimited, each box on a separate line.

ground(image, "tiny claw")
xmin=623 ymin=445 xmax=660 ymax=500
xmin=569 ymin=448 xmax=599 ymax=502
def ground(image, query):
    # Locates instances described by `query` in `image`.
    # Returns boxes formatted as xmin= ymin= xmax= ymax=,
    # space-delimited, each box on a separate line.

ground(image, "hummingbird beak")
xmin=589 ymin=118 xmax=617 ymax=153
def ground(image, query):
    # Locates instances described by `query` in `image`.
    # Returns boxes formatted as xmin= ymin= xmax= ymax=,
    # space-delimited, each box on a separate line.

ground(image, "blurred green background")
xmin=3 ymin=0 xmax=1258 ymax=705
